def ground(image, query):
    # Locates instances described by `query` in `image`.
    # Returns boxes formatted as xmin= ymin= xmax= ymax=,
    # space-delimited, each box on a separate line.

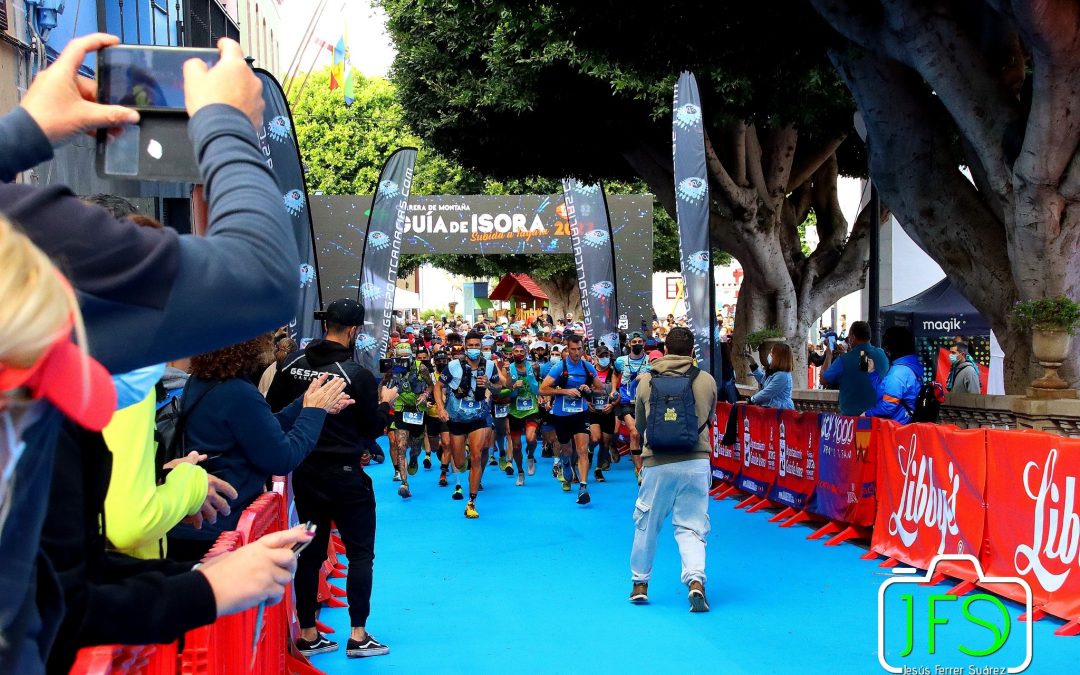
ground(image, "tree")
xmin=806 ymin=0 xmax=1080 ymax=392
xmin=289 ymin=67 xmax=689 ymax=318
xmin=380 ymin=0 xmax=880 ymax=379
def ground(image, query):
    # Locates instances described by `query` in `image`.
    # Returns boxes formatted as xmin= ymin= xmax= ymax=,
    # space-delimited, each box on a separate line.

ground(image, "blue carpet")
xmin=310 ymin=441 xmax=1075 ymax=674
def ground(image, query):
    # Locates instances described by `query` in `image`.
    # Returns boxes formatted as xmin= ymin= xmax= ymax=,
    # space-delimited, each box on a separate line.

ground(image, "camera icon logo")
xmin=877 ymin=554 xmax=1032 ymax=674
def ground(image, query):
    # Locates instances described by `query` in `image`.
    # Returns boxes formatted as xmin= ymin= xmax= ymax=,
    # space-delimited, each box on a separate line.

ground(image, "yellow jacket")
xmin=103 ymin=391 xmax=208 ymax=559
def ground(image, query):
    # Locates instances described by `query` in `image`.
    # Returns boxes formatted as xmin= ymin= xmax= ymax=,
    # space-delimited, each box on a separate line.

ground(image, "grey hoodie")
xmin=161 ymin=366 xmax=190 ymax=393
xmin=634 ymin=354 xmax=717 ymax=467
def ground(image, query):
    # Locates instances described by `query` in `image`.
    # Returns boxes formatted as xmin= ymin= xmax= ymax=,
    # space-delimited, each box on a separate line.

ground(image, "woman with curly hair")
xmin=166 ymin=334 xmax=352 ymax=562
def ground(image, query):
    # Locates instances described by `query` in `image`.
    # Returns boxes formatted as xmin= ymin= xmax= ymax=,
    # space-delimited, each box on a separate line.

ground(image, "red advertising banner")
xmin=711 ymin=403 xmax=741 ymax=483
xmin=807 ymin=414 xmax=877 ymax=527
xmin=934 ymin=347 xmax=990 ymax=395
xmin=767 ymin=409 xmax=819 ymax=510
xmin=982 ymin=430 xmax=1080 ymax=619
xmin=871 ymin=421 xmax=987 ymax=581
xmin=735 ymin=405 xmax=779 ymax=497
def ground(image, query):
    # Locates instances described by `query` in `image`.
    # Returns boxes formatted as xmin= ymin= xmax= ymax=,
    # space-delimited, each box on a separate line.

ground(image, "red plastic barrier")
xmin=734 ymin=405 xmax=780 ymax=497
xmin=69 ymin=644 xmax=176 ymax=675
xmin=710 ymin=403 xmax=741 ymax=484
xmin=870 ymin=421 xmax=988 ymax=582
xmin=766 ymin=409 xmax=819 ymax=511
xmin=983 ymin=429 xmax=1080 ymax=621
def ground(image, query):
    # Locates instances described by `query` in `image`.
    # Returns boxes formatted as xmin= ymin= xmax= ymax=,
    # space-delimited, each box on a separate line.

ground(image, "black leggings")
xmin=292 ymin=455 xmax=377 ymax=629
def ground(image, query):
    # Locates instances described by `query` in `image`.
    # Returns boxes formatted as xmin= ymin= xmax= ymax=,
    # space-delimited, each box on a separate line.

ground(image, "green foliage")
xmin=1012 ymin=297 xmax=1080 ymax=334
xmin=746 ymin=327 xmax=785 ymax=350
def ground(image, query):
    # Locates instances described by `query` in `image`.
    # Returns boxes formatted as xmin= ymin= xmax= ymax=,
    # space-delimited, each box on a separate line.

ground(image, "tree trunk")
xmin=536 ymin=272 xmax=582 ymax=321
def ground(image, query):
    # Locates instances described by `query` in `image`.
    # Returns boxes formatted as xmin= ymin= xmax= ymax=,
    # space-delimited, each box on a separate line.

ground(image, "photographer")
xmin=819 ymin=321 xmax=889 ymax=416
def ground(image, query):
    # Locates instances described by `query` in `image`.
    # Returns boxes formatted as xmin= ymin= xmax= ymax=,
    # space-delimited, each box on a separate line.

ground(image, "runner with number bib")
xmin=588 ymin=345 xmax=618 ymax=483
xmin=611 ymin=332 xmax=651 ymax=483
xmin=505 ymin=342 xmax=541 ymax=485
xmin=539 ymin=334 xmax=598 ymax=505
xmin=388 ymin=342 xmax=432 ymax=500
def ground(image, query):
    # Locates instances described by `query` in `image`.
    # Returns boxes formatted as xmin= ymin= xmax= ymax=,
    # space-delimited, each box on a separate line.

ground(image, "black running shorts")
xmin=508 ymin=414 xmax=540 ymax=432
xmin=591 ymin=412 xmax=616 ymax=435
xmin=615 ymin=403 xmax=636 ymax=420
xmin=551 ymin=411 xmax=591 ymax=444
xmin=447 ymin=418 xmax=488 ymax=437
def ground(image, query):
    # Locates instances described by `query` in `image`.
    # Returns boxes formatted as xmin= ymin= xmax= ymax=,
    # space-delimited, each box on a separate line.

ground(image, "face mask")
xmin=467 ymin=348 xmax=482 ymax=361
xmin=598 ymin=357 xmax=611 ymax=368
xmin=550 ymin=355 xmax=562 ymax=363
xmin=631 ymin=344 xmax=644 ymax=356
xmin=767 ymin=353 xmax=774 ymax=367
xmin=513 ymin=354 xmax=526 ymax=363
xmin=482 ymin=350 xmax=492 ymax=360
xmin=949 ymin=354 xmax=958 ymax=363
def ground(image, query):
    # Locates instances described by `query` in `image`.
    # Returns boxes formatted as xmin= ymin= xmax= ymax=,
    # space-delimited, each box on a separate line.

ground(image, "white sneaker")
xmin=516 ymin=473 xmax=525 ymax=487
xmin=392 ymin=471 xmax=401 ymax=482
xmin=527 ymin=457 xmax=536 ymax=476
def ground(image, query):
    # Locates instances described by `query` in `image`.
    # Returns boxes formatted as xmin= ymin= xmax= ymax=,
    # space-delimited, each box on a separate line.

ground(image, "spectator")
xmin=628 ymin=327 xmax=717 ymax=611
xmin=748 ymin=342 xmax=795 ymax=410
xmin=865 ymin=326 xmax=923 ymax=424
xmin=645 ymin=338 xmax=663 ymax=361
xmin=820 ymin=321 xmax=890 ymax=415
xmin=947 ymin=342 xmax=981 ymax=394
xmin=265 ymin=299 xmax=397 ymax=659
xmin=259 ymin=332 xmax=298 ymax=395
xmin=718 ymin=341 xmax=738 ymax=404
xmin=166 ymin=336 xmax=349 ymax=563
xmin=1 ymin=34 xmax=312 ymax=672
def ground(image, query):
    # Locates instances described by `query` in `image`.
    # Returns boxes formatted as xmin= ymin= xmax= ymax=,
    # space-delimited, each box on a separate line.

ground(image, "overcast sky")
xmin=279 ymin=0 xmax=396 ymax=79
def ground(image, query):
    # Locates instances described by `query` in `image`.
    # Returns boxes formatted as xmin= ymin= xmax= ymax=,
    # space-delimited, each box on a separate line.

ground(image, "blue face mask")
xmin=466 ymin=348 xmax=482 ymax=361
xmin=598 ymin=357 xmax=611 ymax=368
xmin=767 ymin=353 xmax=774 ymax=367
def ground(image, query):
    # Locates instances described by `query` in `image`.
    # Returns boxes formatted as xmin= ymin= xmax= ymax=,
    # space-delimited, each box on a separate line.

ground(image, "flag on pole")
xmin=342 ymin=28 xmax=355 ymax=106
xmin=672 ymin=71 xmax=721 ymax=380
xmin=561 ymin=179 xmax=620 ymax=353
xmin=253 ymin=68 xmax=323 ymax=347
xmin=355 ymin=148 xmax=418 ymax=371
xmin=330 ymin=35 xmax=345 ymax=91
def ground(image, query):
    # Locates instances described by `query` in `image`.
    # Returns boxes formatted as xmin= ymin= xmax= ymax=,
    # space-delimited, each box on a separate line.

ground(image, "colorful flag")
xmin=355 ymin=148 xmax=418 ymax=371
xmin=253 ymin=68 xmax=323 ymax=347
xmin=672 ymin=70 xmax=720 ymax=380
xmin=342 ymin=29 xmax=355 ymax=106
xmin=561 ymin=179 xmax=619 ymax=353
xmin=330 ymin=35 xmax=345 ymax=91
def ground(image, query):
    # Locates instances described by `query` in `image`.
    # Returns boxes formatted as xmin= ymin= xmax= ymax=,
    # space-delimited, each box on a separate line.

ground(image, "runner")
xmin=505 ymin=342 xmax=541 ymax=485
xmin=428 ymin=348 xmax=454 ymax=485
xmin=388 ymin=342 xmax=433 ymax=499
xmin=539 ymin=333 xmax=598 ymax=505
xmin=588 ymin=345 xmax=618 ymax=483
xmin=611 ymin=331 xmax=651 ymax=482
xmin=435 ymin=331 xmax=499 ymax=518
xmin=489 ymin=349 xmax=515 ymax=478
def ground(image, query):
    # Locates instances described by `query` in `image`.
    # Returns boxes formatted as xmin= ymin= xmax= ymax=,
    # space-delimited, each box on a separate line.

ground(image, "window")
xmin=1 ymin=0 xmax=10 ymax=32
xmin=665 ymin=277 xmax=682 ymax=300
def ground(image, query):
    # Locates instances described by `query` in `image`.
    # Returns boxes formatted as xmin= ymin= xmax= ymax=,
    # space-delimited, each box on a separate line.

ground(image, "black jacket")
xmin=266 ymin=340 xmax=391 ymax=457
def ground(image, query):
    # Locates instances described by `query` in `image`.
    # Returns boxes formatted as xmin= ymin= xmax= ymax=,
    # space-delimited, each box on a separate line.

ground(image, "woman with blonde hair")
xmin=749 ymin=341 xmax=795 ymax=410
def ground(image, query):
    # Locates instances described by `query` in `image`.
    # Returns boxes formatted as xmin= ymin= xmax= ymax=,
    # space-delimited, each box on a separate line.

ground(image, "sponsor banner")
xmin=735 ymin=405 xmax=779 ymax=497
xmin=808 ymin=414 xmax=877 ymax=527
xmin=356 ymin=148 xmax=417 ymax=371
xmin=562 ymin=179 xmax=619 ymax=352
xmin=672 ymin=71 xmax=721 ymax=380
xmin=254 ymin=69 xmax=322 ymax=345
xmin=767 ymin=410 xmax=819 ymax=510
xmin=982 ymin=430 xmax=1080 ymax=618
xmin=711 ymin=403 xmax=741 ymax=482
xmin=871 ymin=421 xmax=987 ymax=581
xmin=309 ymin=194 xmax=654 ymax=334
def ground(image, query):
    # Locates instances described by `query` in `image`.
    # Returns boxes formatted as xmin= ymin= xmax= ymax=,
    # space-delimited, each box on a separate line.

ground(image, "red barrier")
xmin=870 ymin=421 xmax=987 ymax=582
xmin=766 ymin=409 xmax=819 ymax=511
xmin=710 ymin=403 xmax=742 ymax=484
xmin=806 ymin=414 xmax=877 ymax=527
xmin=734 ymin=405 xmax=779 ymax=498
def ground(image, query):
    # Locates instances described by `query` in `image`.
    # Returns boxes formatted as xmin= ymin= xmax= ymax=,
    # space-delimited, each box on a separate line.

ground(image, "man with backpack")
xmin=539 ymin=333 xmax=599 ymax=505
xmin=628 ymin=327 xmax=717 ymax=612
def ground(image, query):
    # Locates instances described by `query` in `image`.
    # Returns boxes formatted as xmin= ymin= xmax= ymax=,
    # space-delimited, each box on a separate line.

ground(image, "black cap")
xmin=314 ymin=298 xmax=365 ymax=326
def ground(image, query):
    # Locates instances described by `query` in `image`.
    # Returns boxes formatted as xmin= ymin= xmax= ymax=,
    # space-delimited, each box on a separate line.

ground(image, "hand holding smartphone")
xmin=292 ymin=522 xmax=317 ymax=555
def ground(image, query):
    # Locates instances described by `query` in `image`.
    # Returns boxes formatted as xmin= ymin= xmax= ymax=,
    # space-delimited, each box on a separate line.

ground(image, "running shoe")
xmin=630 ymin=583 xmax=649 ymax=604
xmin=610 ymin=447 xmax=621 ymax=464
xmin=498 ymin=454 xmax=509 ymax=471
xmin=397 ymin=484 xmax=411 ymax=499
xmin=438 ymin=472 xmax=449 ymax=487
xmin=408 ymin=455 xmax=419 ymax=476
xmin=577 ymin=486 xmax=591 ymax=505
xmin=488 ymin=454 xmax=497 ymax=466
xmin=561 ymin=480 xmax=571 ymax=492
xmin=296 ymin=633 xmax=339 ymax=656
xmin=516 ymin=472 xmax=525 ymax=487
xmin=452 ymin=485 xmax=464 ymax=500
xmin=594 ymin=468 xmax=606 ymax=483
xmin=553 ymin=463 xmax=563 ymax=482
xmin=527 ymin=457 xmax=536 ymax=476
xmin=392 ymin=471 xmax=401 ymax=482
xmin=465 ymin=500 xmax=479 ymax=518
xmin=504 ymin=464 xmax=514 ymax=476
xmin=541 ymin=444 xmax=553 ymax=458
xmin=688 ymin=581 xmax=710 ymax=613
xmin=346 ymin=633 xmax=390 ymax=658
xmin=423 ymin=453 xmax=433 ymax=470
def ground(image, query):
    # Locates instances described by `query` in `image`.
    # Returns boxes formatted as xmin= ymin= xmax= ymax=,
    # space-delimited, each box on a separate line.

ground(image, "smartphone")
xmin=378 ymin=358 xmax=394 ymax=374
xmin=291 ymin=522 xmax=317 ymax=555
xmin=859 ymin=351 xmax=869 ymax=372
xmin=98 ymin=45 xmax=219 ymax=112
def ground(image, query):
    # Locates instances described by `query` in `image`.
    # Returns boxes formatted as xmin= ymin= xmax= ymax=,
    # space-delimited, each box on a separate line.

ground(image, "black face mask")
xmin=631 ymin=344 xmax=644 ymax=356
xmin=512 ymin=354 xmax=526 ymax=363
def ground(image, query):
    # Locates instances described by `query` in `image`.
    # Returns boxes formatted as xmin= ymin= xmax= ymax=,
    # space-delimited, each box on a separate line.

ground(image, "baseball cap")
xmin=481 ymin=336 xmax=495 ymax=348
xmin=314 ymin=298 xmax=364 ymax=326
xmin=0 ymin=331 xmax=116 ymax=432
xmin=628 ymin=331 xmax=644 ymax=340
xmin=645 ymin=338 xmax=658 ymax=349
xmin=394 ymin=342 xmax=413 ymax=357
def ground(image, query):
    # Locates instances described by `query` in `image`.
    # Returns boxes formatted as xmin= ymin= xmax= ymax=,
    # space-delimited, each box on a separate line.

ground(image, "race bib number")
xmin=460 ymin=399 xmax=482 ymax=411
xmin=593 ymin=396 xmax=607 ymax=408
xmin=494 ymin=404 xmax=509 ymax=418
xmin=561 ymin=397 xmax=584 ymax=414
xmin=516 ymin=397 xmax=534 ymax=411
xmin=402 ymin=411 xmax=424 ymax=426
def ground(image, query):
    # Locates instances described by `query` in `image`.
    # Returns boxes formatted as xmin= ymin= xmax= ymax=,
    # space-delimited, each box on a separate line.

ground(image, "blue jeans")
xmin=630 ymin=458 xmax=710 ymax=585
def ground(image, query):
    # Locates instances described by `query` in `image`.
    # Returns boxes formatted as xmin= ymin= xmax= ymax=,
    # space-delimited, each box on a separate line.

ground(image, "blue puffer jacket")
xmin=866 ymin=354 xmax=924 ymax=424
